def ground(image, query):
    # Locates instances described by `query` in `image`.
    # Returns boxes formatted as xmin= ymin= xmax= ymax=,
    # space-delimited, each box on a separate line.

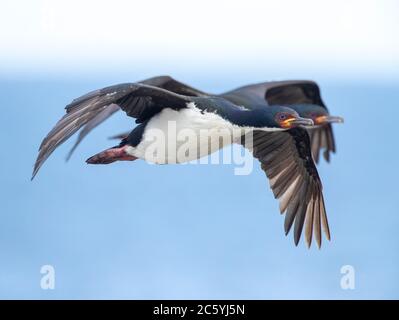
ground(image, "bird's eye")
xmin=279 ymin=113 xmax=287 ymax=120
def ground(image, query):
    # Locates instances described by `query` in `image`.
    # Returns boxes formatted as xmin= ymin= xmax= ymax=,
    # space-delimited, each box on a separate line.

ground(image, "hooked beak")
xmin=283 ymin=116 xmax=314 ymax=128
xmin=315 ymin=115 xmax=344 ymax=124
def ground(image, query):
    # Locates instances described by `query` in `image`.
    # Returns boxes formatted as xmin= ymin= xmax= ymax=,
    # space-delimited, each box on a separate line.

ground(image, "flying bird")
xmin=103 ymin=78 xmax=343 ymax=164
xmin=221 ymin=80 xmax=344 ymax=163
xmin=33 ymin=76 xmax=335 ymax=247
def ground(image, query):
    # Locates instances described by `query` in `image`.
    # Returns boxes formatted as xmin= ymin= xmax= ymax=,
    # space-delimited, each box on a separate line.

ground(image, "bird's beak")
xmin=284 ymin=116 xmax=314 ymax=128
xmin=315 ymin=115 xmax=344 ymax=124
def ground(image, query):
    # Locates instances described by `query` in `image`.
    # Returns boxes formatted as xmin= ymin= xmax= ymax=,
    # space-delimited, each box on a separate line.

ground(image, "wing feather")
xmin=242 ymin=127 xmax=330 ymax=247
xmin=32 ymin=83 xmax=189 ymax=179
xmin=66 ymin=76 xmax=207 ymax=159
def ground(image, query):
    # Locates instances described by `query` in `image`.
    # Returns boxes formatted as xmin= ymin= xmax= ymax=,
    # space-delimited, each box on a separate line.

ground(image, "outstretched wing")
xmin=66 ymin=75 xmax=208 ymax=159
xmin=32 ymin=83 xmax=190 ymax=179
xmin=140 ymin=75 xmax=208 ymax=97
xmin=65 ymin=103 xmax=120 ymax=160
xmin=228 ymin=80 xmax=336 ymax=163
xmin=242 ymin=128 xmax=330 ymax=247
xmin=308 ymin=123 xmax=335 ymax=163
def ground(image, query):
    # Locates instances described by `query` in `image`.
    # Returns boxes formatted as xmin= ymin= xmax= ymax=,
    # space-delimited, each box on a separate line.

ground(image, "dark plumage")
xmin=242 ymin=128 xmax=329 ymax=247
xmin=104 ymin=78 xmax=342 ymax=164
xmin=32 ymin=75 xmax=337 ymax=247
xmin=222 ymin=80 xmax=343 ymax=163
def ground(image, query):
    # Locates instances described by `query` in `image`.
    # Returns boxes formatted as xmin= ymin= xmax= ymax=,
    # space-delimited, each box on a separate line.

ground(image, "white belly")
xmin=126 ymin=103 xmax=244 ymax=164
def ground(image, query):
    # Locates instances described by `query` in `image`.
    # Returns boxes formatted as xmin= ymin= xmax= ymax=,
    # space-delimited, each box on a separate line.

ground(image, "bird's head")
xmin=288 ymin=103 xmax=344 ymax=126
xmin=260 ymin=105 xmax=315 ymax=130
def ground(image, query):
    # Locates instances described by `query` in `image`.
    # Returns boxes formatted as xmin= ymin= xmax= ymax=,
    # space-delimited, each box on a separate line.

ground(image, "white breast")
xmin=126 ymin=103 xmax=245 ymax=164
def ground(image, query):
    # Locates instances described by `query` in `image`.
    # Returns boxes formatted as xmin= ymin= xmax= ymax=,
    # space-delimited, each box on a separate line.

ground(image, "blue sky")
xmin=0 ymin=0 xmax=398 ymax=299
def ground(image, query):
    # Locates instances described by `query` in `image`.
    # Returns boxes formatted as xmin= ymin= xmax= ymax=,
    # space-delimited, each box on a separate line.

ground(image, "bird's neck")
xmin=226 ymin=108 xmax=270 ymax=129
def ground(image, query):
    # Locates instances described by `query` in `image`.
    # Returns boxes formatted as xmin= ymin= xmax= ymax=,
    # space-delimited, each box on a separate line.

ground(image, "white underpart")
xmin=126 ymin=102 xmax=250 ymax=164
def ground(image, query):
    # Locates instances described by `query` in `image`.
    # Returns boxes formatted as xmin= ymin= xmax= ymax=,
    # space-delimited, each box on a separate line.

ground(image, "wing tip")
xmin=65 ymin=145 xmax=76 ymax=162
xmin=31 ymin=167 xmax=38 ymax=181
xmin=285 ymin=218 xmax=331 ymax=248
xmin=294 ymin=232 xmax=302 ymax=246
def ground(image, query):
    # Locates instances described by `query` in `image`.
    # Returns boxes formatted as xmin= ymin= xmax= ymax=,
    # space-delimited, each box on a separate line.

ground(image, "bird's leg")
xmin=86 ymin=145 xmax=137 ymax=164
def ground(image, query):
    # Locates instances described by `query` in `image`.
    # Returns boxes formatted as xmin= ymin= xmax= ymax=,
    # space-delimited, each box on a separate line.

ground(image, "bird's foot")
xmin=86 ymin=145 xmax=137 ymax=164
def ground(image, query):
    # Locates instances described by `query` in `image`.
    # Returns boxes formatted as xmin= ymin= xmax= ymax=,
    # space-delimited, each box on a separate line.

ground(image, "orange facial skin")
xmin=280 ymin=116 xmax=298 ymax=128
xmin=315 ymin=115 xmax=328 ymax=125
xmin=275 ymin=112 xmax=315 ymax=128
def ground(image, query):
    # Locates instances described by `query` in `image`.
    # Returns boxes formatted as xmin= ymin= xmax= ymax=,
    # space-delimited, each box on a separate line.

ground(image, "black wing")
xmin=66 ymin=75 xmax=208 ymax=159
xmin=140 ymin=75 xmax=208 ymax=97
xmin=242 ymin=128 xmax=330 ymax=247
xmin=32 ymin=83 xmax=190 ymax=179
xmin=65 ymin=103 xmax=120 ymax=160
xmin=231 ymin=80 xmax=336 ymax=163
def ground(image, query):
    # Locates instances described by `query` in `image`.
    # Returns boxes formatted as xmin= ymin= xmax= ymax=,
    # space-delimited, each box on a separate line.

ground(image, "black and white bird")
xmin=33 ymin=76 xmax=333 ymax=247
xmin=106 ymin=78 xmax=343 ymax=164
